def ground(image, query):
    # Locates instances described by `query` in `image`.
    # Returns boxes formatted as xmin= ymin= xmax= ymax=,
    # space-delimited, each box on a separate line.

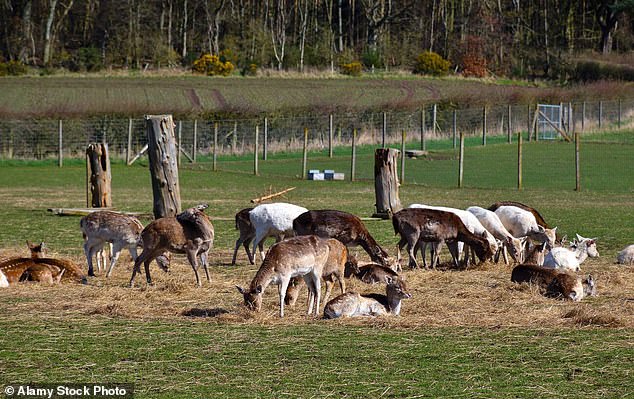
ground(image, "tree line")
xmin=1 ymin=0 xmax=633 ymax=78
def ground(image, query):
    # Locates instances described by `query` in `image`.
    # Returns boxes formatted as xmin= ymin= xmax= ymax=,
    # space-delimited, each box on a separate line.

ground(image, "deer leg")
xmin=84 ymin=241 xmax=97 ymax=277
xmin=186 ymin=250 xmax=202 ymax=287
xmin=129 ymin=250 xmax=150 ymax=287
xmin=144 ymin=258 xmax=153 ymax=285
xmin=446 ymin=241 xmax=461 ymax=269
xmin=322 ymin=278 xmax=334 ymax=306
xmin=278 ymin=278 xmax=291 ymax=318
xmin=502 ymin=245 xmax=510 ymax=265
xmin=200 ymin=251 xmax=211 ymax=283
xmin=252 ymin=232 xmax=268 ymax=263
xmin=432 ymin=242 xmax=443 ymax=269
xmin=231 ymin=238 xmax=243 ymax=266
xmin=313 ymin=274 xmax=322 ymax=316
xmin=105 ymin=242 xmax=124 ymax=278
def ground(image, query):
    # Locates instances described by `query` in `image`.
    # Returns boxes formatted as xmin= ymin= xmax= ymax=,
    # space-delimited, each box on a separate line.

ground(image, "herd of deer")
xmin=2 ymin=199 xmax=629 ymax=319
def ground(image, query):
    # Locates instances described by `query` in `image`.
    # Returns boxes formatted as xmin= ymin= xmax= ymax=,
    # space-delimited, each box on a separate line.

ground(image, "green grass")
xmin=1 ymin=316 xmax=632 ymax=398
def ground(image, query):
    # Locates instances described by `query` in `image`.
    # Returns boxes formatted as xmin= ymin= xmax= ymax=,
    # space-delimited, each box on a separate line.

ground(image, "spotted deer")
xmin=236 ymin=235 xmax=330 ymax=318
xmin=129 ymin=204 xmax=214 ymax=287
xmin=323 ymin=276 xmax=412 ymax=318
xmin=511 ymin=264 xmax=596 ymax=301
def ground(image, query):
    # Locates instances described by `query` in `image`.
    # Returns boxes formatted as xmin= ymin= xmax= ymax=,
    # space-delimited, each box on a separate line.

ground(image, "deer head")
xmin=236 ymin=285 xmax=263 ymax=311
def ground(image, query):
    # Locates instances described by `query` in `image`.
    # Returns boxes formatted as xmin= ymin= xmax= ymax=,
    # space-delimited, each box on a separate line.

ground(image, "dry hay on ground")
xmin=1 ymin=246 xmax=633 ymax=329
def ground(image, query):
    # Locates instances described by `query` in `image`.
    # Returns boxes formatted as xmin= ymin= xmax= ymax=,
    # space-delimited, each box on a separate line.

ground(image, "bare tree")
xmin=270 ymin=0 xmax=288 ymax=70
xmin=205 ymin=0 xmax=226 ymax=55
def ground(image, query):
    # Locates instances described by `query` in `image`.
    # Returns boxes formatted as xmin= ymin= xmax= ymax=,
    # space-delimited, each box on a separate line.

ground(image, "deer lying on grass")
xmin=392 ymin=208 xmax=494 ymax=269
xmin=0 ymin=242 xmax=87 ymax=285
xmin=542 ymin=234 xmax=599 ymax=272
xmin=81 ymin=210 xmax=169 ymax=277
xmin=129 ymin=204 xmax=214 ymax=287
xmin=343 ymin=254 xmax=399 ymax=284
xmin=617 ymin=244 xmax=634 ymax=265
xmin=323 ymin=276 xmax=412 ymax=319
xmin=284 ymin=239 xmax=348 ymax=307
xmin=511 ymin=264 xmax=596 ymax=301
xmin=236 ymin=235 xmax=329 ymax=318
xmin=293 ymin=209 xmax=399 ymax=271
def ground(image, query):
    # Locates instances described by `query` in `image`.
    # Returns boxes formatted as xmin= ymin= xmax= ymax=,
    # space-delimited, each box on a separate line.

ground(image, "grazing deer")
xmin=323 ymin=276 xmax=412 ymax=319
xmin=284 ymin=238 xmax=348 ymax=307
xmin=392 ymin=208 xmax=494 ymax=269
xmin=81 ymin=210 xmax=169 ymax=277
xmin=129 ymin=204 xmax=214 ymax=287
xmin=293 ymin=209 xmax=398 ymax=270
xmin=236 ymin=235 xmax=330 ymax=318
xmin=511 ymin=264 xmax=596 ymax=301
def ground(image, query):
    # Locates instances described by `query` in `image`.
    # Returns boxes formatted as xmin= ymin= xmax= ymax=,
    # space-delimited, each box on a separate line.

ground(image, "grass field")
xmin=1 ymin=135 xmax=634 ymax=398
xmin=1 ymin=75 xmax=634 ymax=118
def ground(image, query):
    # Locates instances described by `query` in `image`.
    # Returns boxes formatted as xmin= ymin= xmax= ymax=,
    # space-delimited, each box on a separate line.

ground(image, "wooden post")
xmin=126 ymin=118 xmax=133 ymax=165
xmin=302 ymin=127 xmax=308 ymax=179
xmin=400 ymin=130 xmax=406 ymax=184
xmin=85 ymin=151 xmax=90 ymax=207
xmin=421 ymin=107 xmax=426 ymax=151
xmin=145 ymin=115 xmax=181 ymax=219
xmin=458 ymin=132 xmax=464 ymax=188
xmin=527 ymin=103 xmax=532 ymax=142
xmin=373 ymin=148 xmax=402 ymax=219
xmin=452 ymin=109 xmax=457 ymax=148
xmin=575 ymin=131 xmax=580 ymax=191
xmin=507 ymin=105 xmax=512 ymax=143
xmin=567 ymin=103 xmax=572 ymax=135
xmin=213 ymin=122 xmax=218 ymax=172
xmin=263 ymin=117 xmax=268 ymax=160
xmin=517 ymin=132 xmax=523 ymax=191
xmin=382 ymin=112 xmax=387 ymax=148
xmin=177 ymin=120 xmax=182 ymax=165
xmin=193 ymin=119 xmax=198 ymax=163
xmin=58 ymin=119 xmax=63 ymax=167
xmin=329 ymin=114 xmax=334 ymax=158
xmin=86 ymin=143 xmax=112 ymax=208
xmin=254 ymin=125 xmax=259 ymax=176
xmin=432 ymin=104 xmax=437 ymax=139
xmin=599 ymin=101 xmax=603 ymax=129
xmin=350 ymin=129 xmax=357 ymax=181
xmin=482 ymin=106 xmax=487 ymax=145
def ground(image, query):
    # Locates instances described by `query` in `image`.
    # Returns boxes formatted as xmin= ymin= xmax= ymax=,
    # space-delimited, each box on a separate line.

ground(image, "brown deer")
xmin=236 ymin=235 xmax=330 ymax=318
xmin=284 ymin=238 xmax=348 ymax=307
xmin=344 ymin=254 xmax=399 ymax=284
xmin=323 ymin=276 xmax=412 ymax=318
xmin=392 ymin=208 xmax=494 ymax=269
xmin=80 ymin=210 xmax=170 ymax=277
xmin=20 ymin=264 xmax=65 ymax=285
xmin=293 ymin=209 xmax=398 ymax=270
xmin=129 ymin=204 xmax=214 ymax=287
xmin=511 ymin=264 xmax=596 ymax=301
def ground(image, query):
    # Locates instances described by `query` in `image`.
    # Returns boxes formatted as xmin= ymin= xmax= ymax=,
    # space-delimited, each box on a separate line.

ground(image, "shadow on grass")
xmin=182 ymin=307 xmax=230 ymax=318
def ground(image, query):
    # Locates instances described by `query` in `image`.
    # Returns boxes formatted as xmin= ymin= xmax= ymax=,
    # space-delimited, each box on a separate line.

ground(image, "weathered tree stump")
xmin=373 ymin=148 xmax=402 ymax=219
xmin=86 ymin=143 xmax=112 ymax=208
xmin=146 ymin=115 xmax=181 ymax=219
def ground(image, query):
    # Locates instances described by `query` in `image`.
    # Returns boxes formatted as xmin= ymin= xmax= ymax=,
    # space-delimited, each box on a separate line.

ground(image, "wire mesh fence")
xmin=1 ymin=99 xmax=632 ymax=191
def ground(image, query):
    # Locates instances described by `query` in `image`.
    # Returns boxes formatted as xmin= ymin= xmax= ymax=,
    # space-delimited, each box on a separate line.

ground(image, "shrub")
xmin=573 ymin=60 xmax=634 ymax=82
xmin=362 ymin=50 xmax=383 ymax=69
xmin=461 ymin=54 xmax=488 ymax=78
xmin=340 ymin=61 xmax=362 ymax=76
xmin=0 ymin=60 xmax=28 ymax=76
xmin=192 ymin=53 xmax=234 ymax=76
xmin=413 ymin=51 xmax=450 ymax=76
xmin=78 ymin=47 xmax=103 ymax=72
xmin=241 ymin=63 xmax=258 ymax=76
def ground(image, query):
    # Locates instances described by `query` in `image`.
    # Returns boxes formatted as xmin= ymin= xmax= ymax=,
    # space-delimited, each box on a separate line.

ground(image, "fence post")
xmin=420 ymin=107 xmax=426 ymax=151
xmin=58 ymin=119 xmax=63 ymax=168
xmin=582 ymin=101 xmax=586 ymax=132
xmin=527 ymin=103 xmax=531 ymax=142
xmin=177 ymin=120 xmax=182 ymax=165
xmin=432 ymin=103 xmax=437 ymax=140
xmin=213 ymin=122 xmax=218 ymax=172
xmin=302 ymin=127 xmax=308 ymax=179
xmin=263 ymin=117 xmax=268 ymax=160
xmin=599 ymin=101 xmax=603 ymax=129
xmin=452 ymin=109 xmax=457 ymax=148
xmin=193 ymin=119 xmax=198 ymax=163
xmin=254 ymin=125 xmax=259 ymax=176
xmin=575 ymin=131 xmax=581 ymax=191
xmin=458 ymin=132 xmax=464 ymax=188
xmin=329 ymin=114 xmax=334 ymax=158
xmin=507 ymin=105 xmax=512 ymax=143
xmin=400 ymin=130 xmax=406 ymax=184
xmin=351 ymin=129 xmax=357 ymax=181
xmin=517 ymin=132 xmax=523 ymax=191
xmin=382 ymin=111 xmax=387 ymax=148
xmin=127 ymin=118 xmax=133 ymax=165
xmin=482 ymin=106 xmax=487 ymax=145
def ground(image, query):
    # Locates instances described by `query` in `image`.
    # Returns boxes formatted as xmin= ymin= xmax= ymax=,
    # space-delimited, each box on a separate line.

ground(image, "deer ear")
xmin=384 ymin=275 xmax=393 ymax=285
xmin=236 ymin=285 xmax=246 ymax=295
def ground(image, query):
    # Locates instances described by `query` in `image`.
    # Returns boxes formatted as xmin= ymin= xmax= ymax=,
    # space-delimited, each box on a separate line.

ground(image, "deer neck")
xmin=574 ymin=243 xmax=589 ymax=263
xmin=386 ymin=286 xmax=402 ymax=315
